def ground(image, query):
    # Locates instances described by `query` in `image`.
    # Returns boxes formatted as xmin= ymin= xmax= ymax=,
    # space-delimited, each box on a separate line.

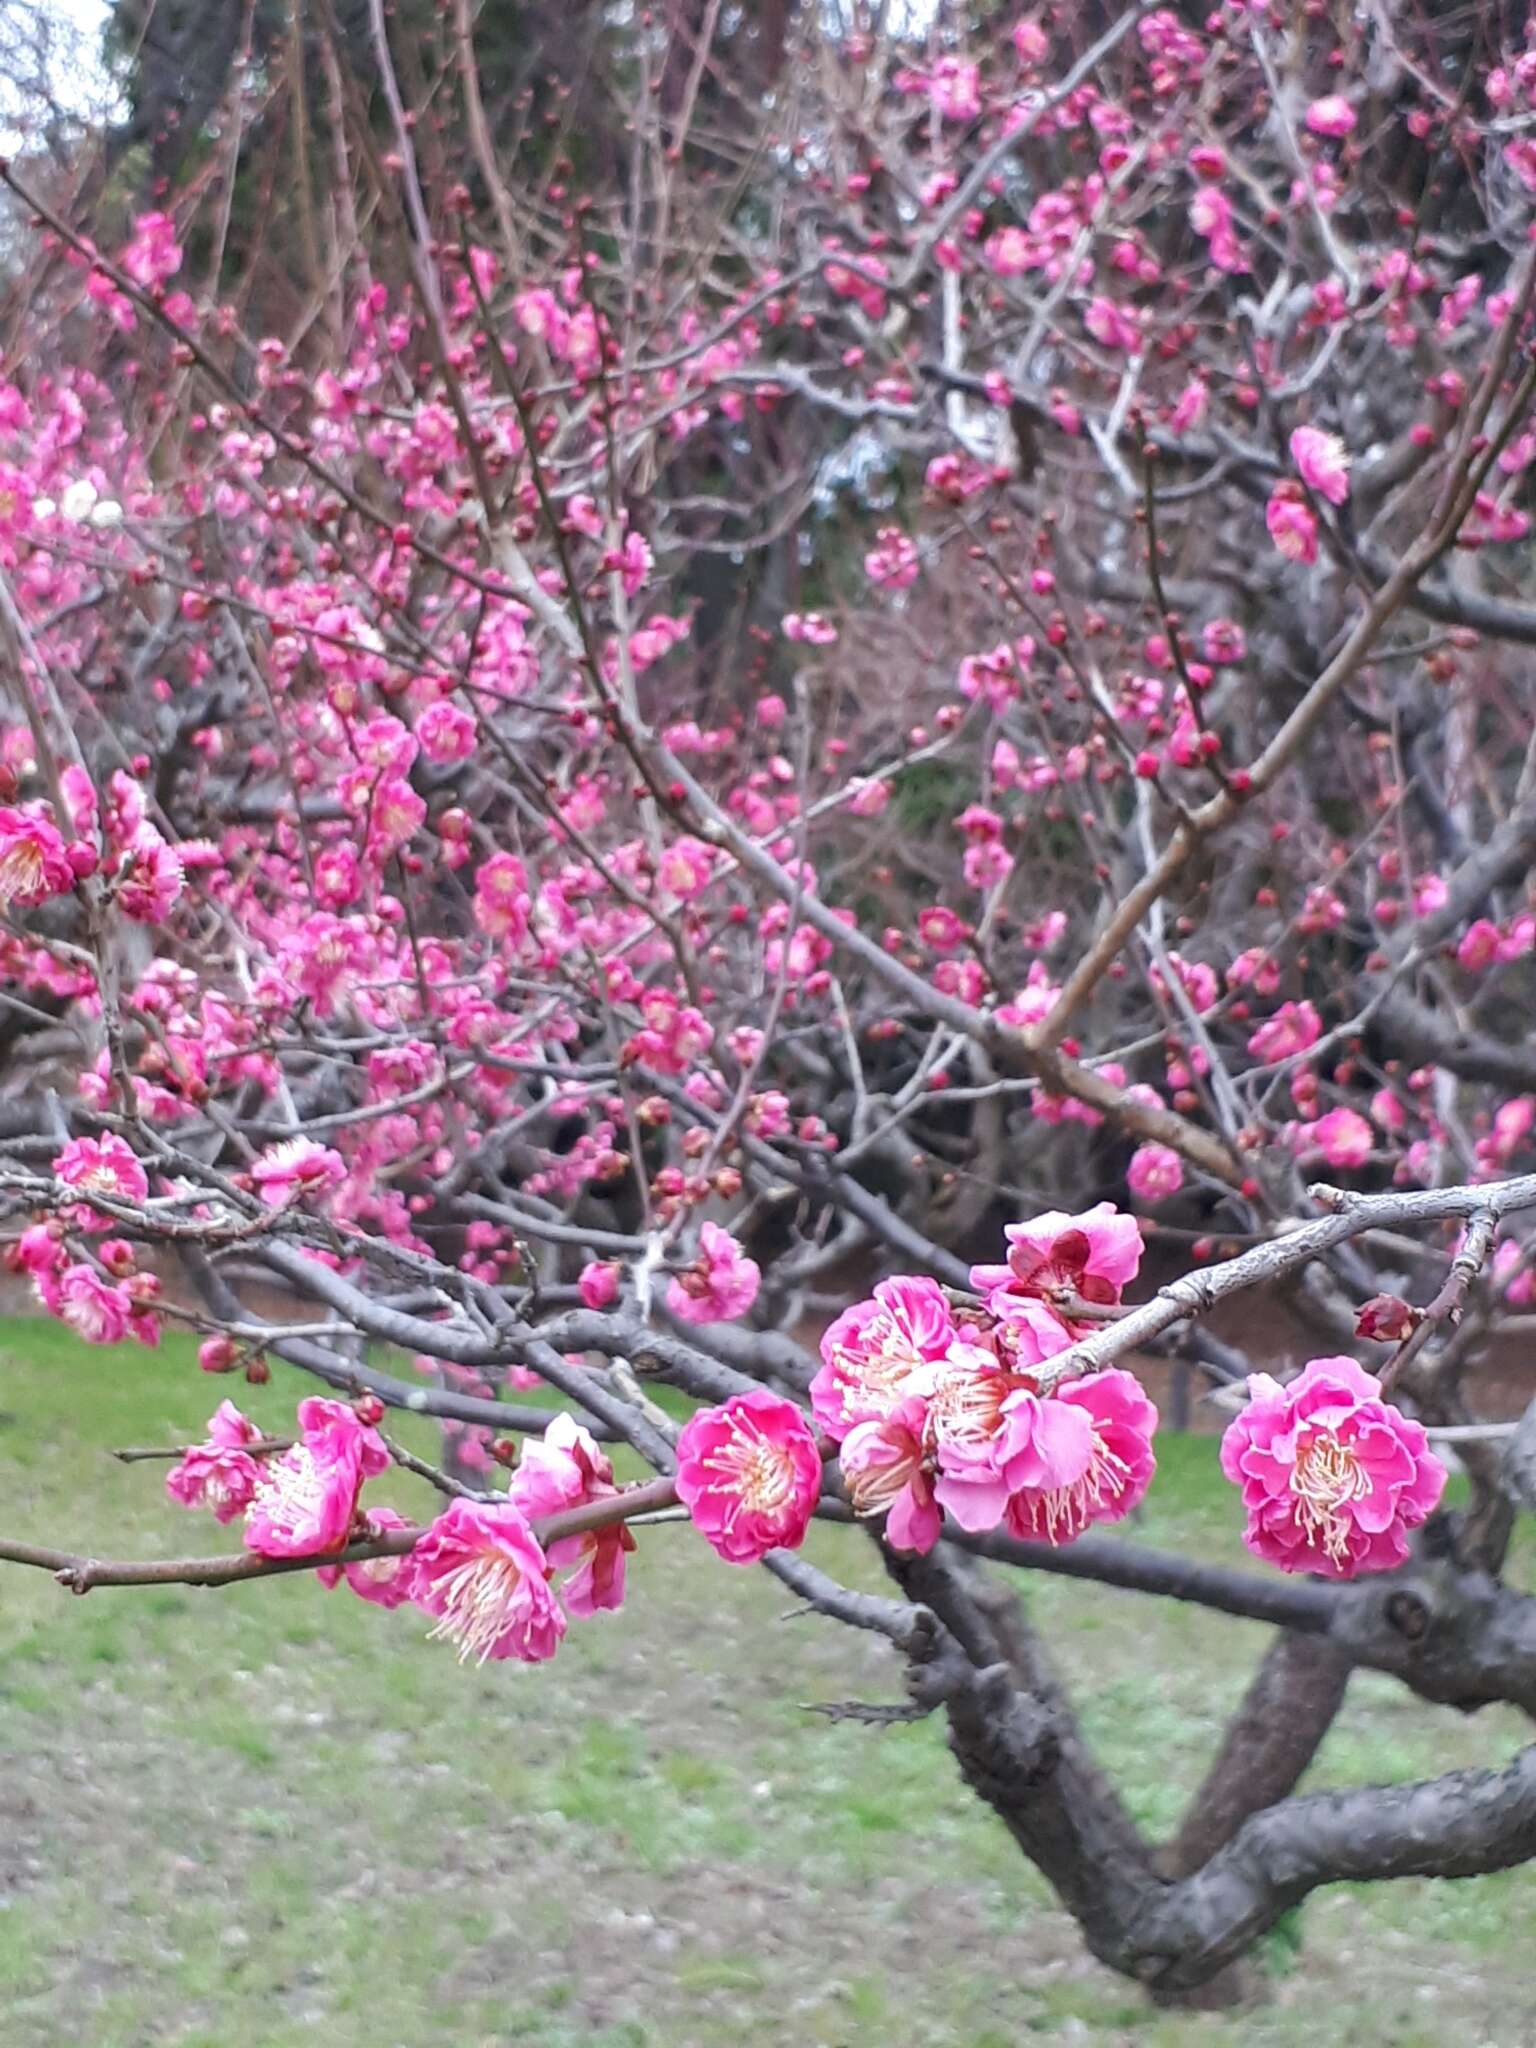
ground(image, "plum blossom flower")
xmin=864 ymin=527 xmax=919 ymax=590
xmin=928 ymin=55 xmax=981 ymax=120
xmin=114 ymin=827 xmax=183 ymax=922
xmin=53 ymin=1133 xmax=149 ymax=1220
xmin=1247 ymin=999 xmax=1322 ymax=1062
xmin=411 ymin=1497 xmax=566 ymax=1662
xmin=1003 ymin=1370 xmax=1158 ymax=1544
xmin=473 ymin=851 xmax=530 ymax=943
xmin=1083 ymin=296 xmax=1141 ymax=351
xmin=812 ymin=1275 xmax=957 ymax=1439
xmin=839 ymin=1397 xmax=941 ymax=1553
xmin=1220 ymin=1356 xmax=1446 ymax=1578
xmin=1290 ymin=426 xmax=1351 ymax=506
xmin=121 ymin=210 xmax=183 ymax=288
xmin=47 ymin=1263 xmax=133 ymax=1344
xmin=1311 ymin=1106 xmax=1373 ymax=1169
xmin=316 ymin=1507 xmax=419 ymax=1607
xmin=1127 ymin=1142 xmax=1184 ymax=1204
xmin=783 ymin=611 xmax=838 ymax=645
xmin=243 ymin=1397 xmax=388 ymax=1558
xmin=1266 ymin=483 xmax=1319 ymax=563
xmin=970 ymin=1203 xmax=1142 ymax=1327
xmin=511 ymin=1412 xmax=633 ymax=1615
xmin=666 ymin=1222 xmax=760 ymax=1325
xmin=655 ymin=835 xmax=714 ymax=900
xmin=250 ymin=1137 xmax=347 ymax=1209
xmin=1305 ymin=95 xmax=1357 ymax=138
xmin=847 ymin=777 xmax=891 ymax=817
xmin=1457 ymin=920 xmax=1502 ymax=973
xmin=578 ymin=1260 xmax=621 ymax=1310
xmin=0 ymin=806 xmax=75 ymax=912
xmin=166 ymin=1401 xmax=265 ymax=1524
xmin=674 ymin=1389 xmax=822 ymax=1564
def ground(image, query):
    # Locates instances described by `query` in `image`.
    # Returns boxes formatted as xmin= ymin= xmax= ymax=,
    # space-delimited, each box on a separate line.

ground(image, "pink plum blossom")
xmin=243 ymin=1397 xmax=388 ymax=1558
xmin=578 ymin=1260 xmax=621 ymax=1309
xmin=928 ymin=56 xmax=981 ymax=121
xmin=1220 ymin=1356 xmax=1446 ymax=1578
xmin=812 ymin=1275 xmax=957 ymax=1438
xmin=1084 ymin=296 xmax=1141 ymax=351
xmin=1290 ymin=426 xmax=1351 ymax=505
xmin=1247 ymin=1000 xmax=1322 ymax=1062
xmin=410 ymin=1497 xmax=566 ymax=1662
xmin=1266 ymin=484 xmax=1319 ymax=563
xmin=673 ymin=1389 xmax=822 ymax=1564
xmin=1003 ymin=1369 xmax=1158 ymax=1545
xmin=114 ymin=828 xmax=183 ymax=922
xmin=839 ymin=1397 xmax=942 ymax=1553
xmin=1305 ymin=95 xmax=1357 ymax=138
xmin=166 ymin=1401 xmax=266 ymax=1524
xmin=1127 ymin=1142 xmax=1184 ymax=1204
xmin=47 ymin=1263 xmax=133 ymax=1345
xmin=1311 ymin=1106 xmax=1373 ymax=1169
xmin=511 ymin=1412 xmax=633 ymax=1615
xmin=0 ymin=806 xmax=75 ymax=912
xmin=970 ymin=1203 xmax=1142 ymax=1326
xmin=666 ymin=1222 xmax=761 ymax=1324
xmin=864 ymin=527 xmax=919 ymax=590
xmin=316 ymin=1506 xmax=419 ymax=1608
xmin=927 ymin=1344 xmax=1073 ymax=1533
xmin=53 ymin=1133 xmax=149 ymax=1218
xmin=250 ymin=1138 xmax=347 ymax=1209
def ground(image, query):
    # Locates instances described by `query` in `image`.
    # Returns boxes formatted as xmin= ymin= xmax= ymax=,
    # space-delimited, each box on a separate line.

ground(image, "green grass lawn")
xmin=0 ymin=1321 xmax=1532 ymax=2047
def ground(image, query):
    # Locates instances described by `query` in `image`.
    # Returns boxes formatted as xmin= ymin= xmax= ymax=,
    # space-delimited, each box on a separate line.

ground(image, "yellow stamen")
xmin=1290 ymin=1431 xmax=1368 ymax=1561
xmin=426 ymin=1552 xmax=525 ymax=1664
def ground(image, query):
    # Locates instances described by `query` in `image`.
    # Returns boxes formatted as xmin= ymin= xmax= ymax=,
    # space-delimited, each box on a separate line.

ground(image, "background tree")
xmin=3 ymin=0 xmax=1536 ymax=2007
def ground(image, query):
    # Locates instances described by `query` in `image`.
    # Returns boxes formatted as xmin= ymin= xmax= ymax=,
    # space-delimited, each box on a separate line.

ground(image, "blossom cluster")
xmin=147 ymin=1201 xmax=1459 ymax=1625
xmin=811 ymin=1205 xmax=1157 ymax=1555
xmin=167 ymin=1402 xmax=631 ymax=1665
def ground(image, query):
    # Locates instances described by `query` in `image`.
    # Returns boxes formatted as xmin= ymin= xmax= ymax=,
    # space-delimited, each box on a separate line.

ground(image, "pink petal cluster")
xmin=812 ymin=1274 xmax=957 ymax=1436
xmin=1265 ymin=483 xmax=1319 ymax=563
xmin=666 ymin=1221 xmax=760 ymax=1325
xmin=1289 ymin=426 xmax=1351 ymax=505
xmin=998 ymin=1372 xmax=1159 ymax=1544
xmin=0 ymin=805 xmax=76 ymax=912
xmin=968 ymin=1202 xmax=1143 ymax=1330
xmin=1305 ymin=94 xmax=1357 ymax=138
xmin=511 ymin=1412 xmax=633 ymax=1614
xmin=814 ymin=1212 xmax=1158 ymax=1556
xmin=243 ymin=1396 xmax=389 ymax=1558
xmin=1220 ymin=1356 xmax=1447 ymax=1578
xmin=410 ymin=1497 xmax=566 ymax=1662
xmin=249 ymin=1137 xmax=348 ymax=1209
xmin=43 ymin=1262 xmax=134 ymax=1344
xmin=165 ymin=1400 xmax=265 ymax=1524
xmin=53 ymin=1134 xmax=149 ymax=1222
xmin=673 ymin=1388 xmax=822 ymax=1564
xmin=316 ymin=1506 xmax=419 ymax=1608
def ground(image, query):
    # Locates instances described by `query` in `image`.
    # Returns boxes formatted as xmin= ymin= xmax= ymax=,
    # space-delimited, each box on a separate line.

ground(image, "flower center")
xmin=426 ymin=1552 xmax=525 ymax=1664
xmin=0 ymin=839 xmax=43 ymax=906
xmin=257 ymin=1446 xmax=327 ymax=1536
xmin=1290 ymin=1431 xmax=1368 ymax=1560
xmin=1030 ymin=1428 xmax=1128 ymax=1541
xmin=927 ymin=1363 xmax=1020 ymax=1447
xmin=836 ymin=1315 xmax=928 ymax=1415
xmin=705 ymin=1416 xmax=796 ymax=1519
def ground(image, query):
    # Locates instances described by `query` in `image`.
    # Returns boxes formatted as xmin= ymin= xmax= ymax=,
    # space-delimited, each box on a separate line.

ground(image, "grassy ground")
xmin=0 ymin=1321 xmax=1532 ymax=2048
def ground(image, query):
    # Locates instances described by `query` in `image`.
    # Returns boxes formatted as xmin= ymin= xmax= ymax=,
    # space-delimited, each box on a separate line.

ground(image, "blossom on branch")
xmin=674 ymin=1389 xmax=822 ymax=1565
xmin=1220 ymin=1357 xmax=1447 ymax=1579
xmin=243 ymin=1397 xmax=388 ymax=1559
xmin=410 ymin=1497 xmax=566 ymax=1663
